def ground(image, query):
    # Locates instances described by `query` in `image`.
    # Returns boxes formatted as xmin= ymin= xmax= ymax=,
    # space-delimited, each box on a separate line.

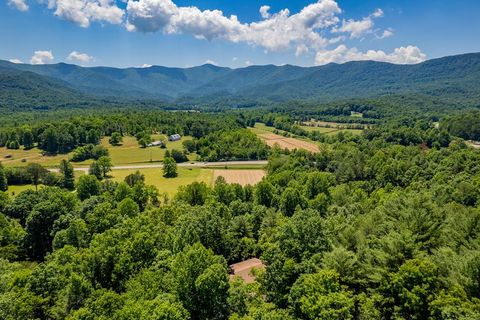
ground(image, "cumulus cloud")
xmin=8 ymin=0 xmax=28 ymax=11
xmin=67 ymin=51 xmax=94 ymax=63
xmin=9 ymin=58 xmax=23 ymax=64
xmin=259 ymin=5 xmax=271 ymax=19
xmin=47 ymin=0 xmax=124 ymax=27
xmin=30 ymin=50 xmax=54 ymax=65
xmin=377 ymin=28 xmax=394 ymax=39
xmin=126 ymin=0 xmax=341 ymax=51
xmin=333 ymin=8 xmax=384 ymax=39
xmin=14 ymin=0 xmax=426 ymax=65
xmin=315 ymin=45 xmax=426 ymax=65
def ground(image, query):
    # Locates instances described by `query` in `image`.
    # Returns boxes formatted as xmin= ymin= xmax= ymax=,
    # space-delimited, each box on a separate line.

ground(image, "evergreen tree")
xmin=59 ymin=160 xmax=75 ymax=190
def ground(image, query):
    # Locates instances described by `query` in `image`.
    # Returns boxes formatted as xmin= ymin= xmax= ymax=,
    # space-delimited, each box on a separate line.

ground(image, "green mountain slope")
xmin=1 ymin=52 xmax=479 ymax=105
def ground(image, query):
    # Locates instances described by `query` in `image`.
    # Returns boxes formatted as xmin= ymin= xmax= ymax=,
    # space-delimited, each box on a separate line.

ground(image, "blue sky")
xmin=1 ymin=0 xmax=479 ymax=68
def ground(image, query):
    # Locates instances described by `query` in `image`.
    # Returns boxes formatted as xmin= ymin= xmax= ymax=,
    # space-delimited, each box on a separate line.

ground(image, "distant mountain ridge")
xmin=1 ymin=52 xmax=480 ymax=106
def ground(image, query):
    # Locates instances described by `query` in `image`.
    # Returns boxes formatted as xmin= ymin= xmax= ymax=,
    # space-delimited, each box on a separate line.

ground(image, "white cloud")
xmin=47 ymin=0 xmax=124 ymax=28
xmin=372 ymin=8 xmax=384 ymax=18
xmin=8 ymin=0 xmax=28 ymax=11
xmin=232 ymin=57 xmax=238 ymax=62
xmin=139 ymin=64 xmax=152 ymax=68
xmin=126 ymin=0 xmax=341 ymax=52
xmin=259 ymin=5 xmax=271 ymax=19
xmin=67 ymin=51 xmax=94 ymax=63
xmin=296 ymin=44 xmax=309 ymax=56
xmin=9 ymin=58 xmax=23 ymax=64
xmin=245 ymin=60 xmax=252 ymax=66
xmin=13 ymin=0 xmax=426 ymax=66
xmin=30 ymin=50 xmax=54 ymax=65
xmin=332 ymin=8 xmax=384 ymax=39
xmin=377 ymin=28 xmax=394 ymax=39
xmin=315 ymin=45 xmax=426 ymax=65
xmin=204 ymin=59 xmax=218 ymax=65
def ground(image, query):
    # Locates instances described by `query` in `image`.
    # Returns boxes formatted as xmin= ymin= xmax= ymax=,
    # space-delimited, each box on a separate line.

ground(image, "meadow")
xmin=0 ymin=134 xmax=194 ymax=168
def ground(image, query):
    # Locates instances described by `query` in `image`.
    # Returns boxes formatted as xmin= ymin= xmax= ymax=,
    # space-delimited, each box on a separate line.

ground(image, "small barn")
xmin=168 ymin=134 xmax=181 ymax=141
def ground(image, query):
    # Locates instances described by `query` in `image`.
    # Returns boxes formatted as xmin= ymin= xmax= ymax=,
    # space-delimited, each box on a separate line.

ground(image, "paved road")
xmin=50 ymin=160 xmax=268 ymax=173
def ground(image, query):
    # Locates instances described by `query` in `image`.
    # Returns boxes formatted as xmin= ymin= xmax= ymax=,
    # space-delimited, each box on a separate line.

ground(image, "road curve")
xmin=50 ymin=160 xmax=268 ymax=173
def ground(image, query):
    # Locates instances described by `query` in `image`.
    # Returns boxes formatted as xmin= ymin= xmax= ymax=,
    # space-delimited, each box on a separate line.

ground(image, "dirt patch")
xmin=229 ymin=258 xmax=265 ymax=283
xmin=258 ymin=133 xmax=320 ymax=153
xmin=213 ymin=170 xmax=265 ymax=186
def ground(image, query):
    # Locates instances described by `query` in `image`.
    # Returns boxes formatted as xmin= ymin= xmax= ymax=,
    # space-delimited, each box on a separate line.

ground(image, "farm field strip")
xmin=258 ymin=133 xmax=320 ymax=153
xmin=213 ymin=169 xmax=265 ymax=186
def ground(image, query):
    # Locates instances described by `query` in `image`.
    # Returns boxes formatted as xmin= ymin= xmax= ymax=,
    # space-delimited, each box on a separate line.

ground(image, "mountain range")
xmin=1 ymin=52 xmax=480 ymax=107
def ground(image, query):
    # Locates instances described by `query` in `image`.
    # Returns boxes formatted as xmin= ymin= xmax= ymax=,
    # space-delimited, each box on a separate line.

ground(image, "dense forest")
xmin=1 ymin=103 xmax=480 ymax=319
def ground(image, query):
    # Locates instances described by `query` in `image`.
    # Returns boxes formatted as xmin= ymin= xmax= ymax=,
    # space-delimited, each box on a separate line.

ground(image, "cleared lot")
xmin=213 ymin=169 xmax=265 ymax=186
xmin=258 ymin=133 xmax=320 ymax=153
xmin=229 ymin=258 xmax=265 ymax=283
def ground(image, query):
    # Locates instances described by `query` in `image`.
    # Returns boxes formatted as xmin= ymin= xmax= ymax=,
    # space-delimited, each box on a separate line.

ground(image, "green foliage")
xmin=163 ymin=157 xmax=177 ymax=178
xmin=2 ymin=107 xmax=480 ymax=319
xmin=195 ymin=129 xmax=269 ymax=161
xmin=0 ymin=165 xmax=7 ymax=192
xmin=109 ymin=132 xmax=123 ymax=146
xmin=59 ymin=160 xmax=75 ymax=190
xmin=76 ymin=175 xmax=101 ymax=200
xmin=289 ymin=270 xmax=354 ymax=320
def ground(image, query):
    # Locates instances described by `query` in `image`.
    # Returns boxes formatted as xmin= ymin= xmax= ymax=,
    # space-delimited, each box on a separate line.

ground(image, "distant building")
xmin=169 ymin=134 xmax=181 ymax=141
xmin=147 ymin=140 xmax=165 ymax=147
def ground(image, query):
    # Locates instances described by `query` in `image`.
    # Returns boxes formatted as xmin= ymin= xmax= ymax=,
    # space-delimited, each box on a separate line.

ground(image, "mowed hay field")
xmin=213 ymin=169 xmax=265 ymax=186
xmin=110 ymin=167 xmax=213 ymax=198
xmin=259 ymin=133 xmax=320 ymax=153
xmin=250 ymin=123 xmax=320 ymax=153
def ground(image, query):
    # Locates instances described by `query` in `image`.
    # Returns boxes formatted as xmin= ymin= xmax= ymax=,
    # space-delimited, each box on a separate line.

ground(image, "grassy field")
xmin=0 ymin=147 xmax=74 ymax=168
xmin=110 ymin=167 xmax=213 ymax=198
xmin=101 ymin=135 xmax=195 ymax=165
xmin=0 ymin=135 xmax=194 ymax=168
xmin=299 ymin=125 xmax=338 ymax=133
xmin=6 ymin=167 xmax=213 ymax=198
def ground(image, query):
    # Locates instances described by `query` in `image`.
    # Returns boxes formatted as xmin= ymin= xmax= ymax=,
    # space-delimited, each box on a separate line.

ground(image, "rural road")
xmin=50 ymin=160 xmax=268 ymax=173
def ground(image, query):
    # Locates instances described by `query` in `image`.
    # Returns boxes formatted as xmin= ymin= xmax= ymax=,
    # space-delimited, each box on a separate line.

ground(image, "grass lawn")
xmin=101 ymin=135 xmax=196 ymax=165
xmin=109 ymin=167 xmax=213 ymax=198
xmin=6 ymin=184 xmax=40 ymax=196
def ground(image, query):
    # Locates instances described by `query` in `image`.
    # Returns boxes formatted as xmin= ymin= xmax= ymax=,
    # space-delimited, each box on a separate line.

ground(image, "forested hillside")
xmin=1 ymin=108 xmax=480 ymax=319
xmin=1 ymin=52 xmax=480 ymax=106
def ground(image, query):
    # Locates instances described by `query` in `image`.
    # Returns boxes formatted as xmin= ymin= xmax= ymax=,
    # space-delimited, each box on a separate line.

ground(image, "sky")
xmin=1 ymin=0 xmax=479 ymax=68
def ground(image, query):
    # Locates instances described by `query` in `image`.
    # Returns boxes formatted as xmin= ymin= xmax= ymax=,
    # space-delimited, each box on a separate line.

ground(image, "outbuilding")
xmin=168 ymin=134 xmax=181 ymax=141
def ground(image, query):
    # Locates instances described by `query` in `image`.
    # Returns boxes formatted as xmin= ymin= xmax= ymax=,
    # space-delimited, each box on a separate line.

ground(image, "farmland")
xmin=0 ymin=134 xmax=194 ymax=168
xmin=213 ymin=169 xmax=265 ymax=186
xmin=249 ymin=123 xmax=320 ymax=152
xmin=299 ymin=119 xmax=366 ymax=136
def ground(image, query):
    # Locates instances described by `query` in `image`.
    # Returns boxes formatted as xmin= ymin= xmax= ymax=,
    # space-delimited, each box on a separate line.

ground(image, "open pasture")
xmin=213 ymin=169 xmax=265 ymax=186
xmin=0 ymin=135 xmax=193 ymax=168
xmin=258 ymin=133 xmax=320 ymax=153
xmin=101 ymin=135 xmax=195 ymax=165
xmin=0 ymin=147 xmax=74 ymax=167
xmin=110 ymin=167 xmax=213 ymax=198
